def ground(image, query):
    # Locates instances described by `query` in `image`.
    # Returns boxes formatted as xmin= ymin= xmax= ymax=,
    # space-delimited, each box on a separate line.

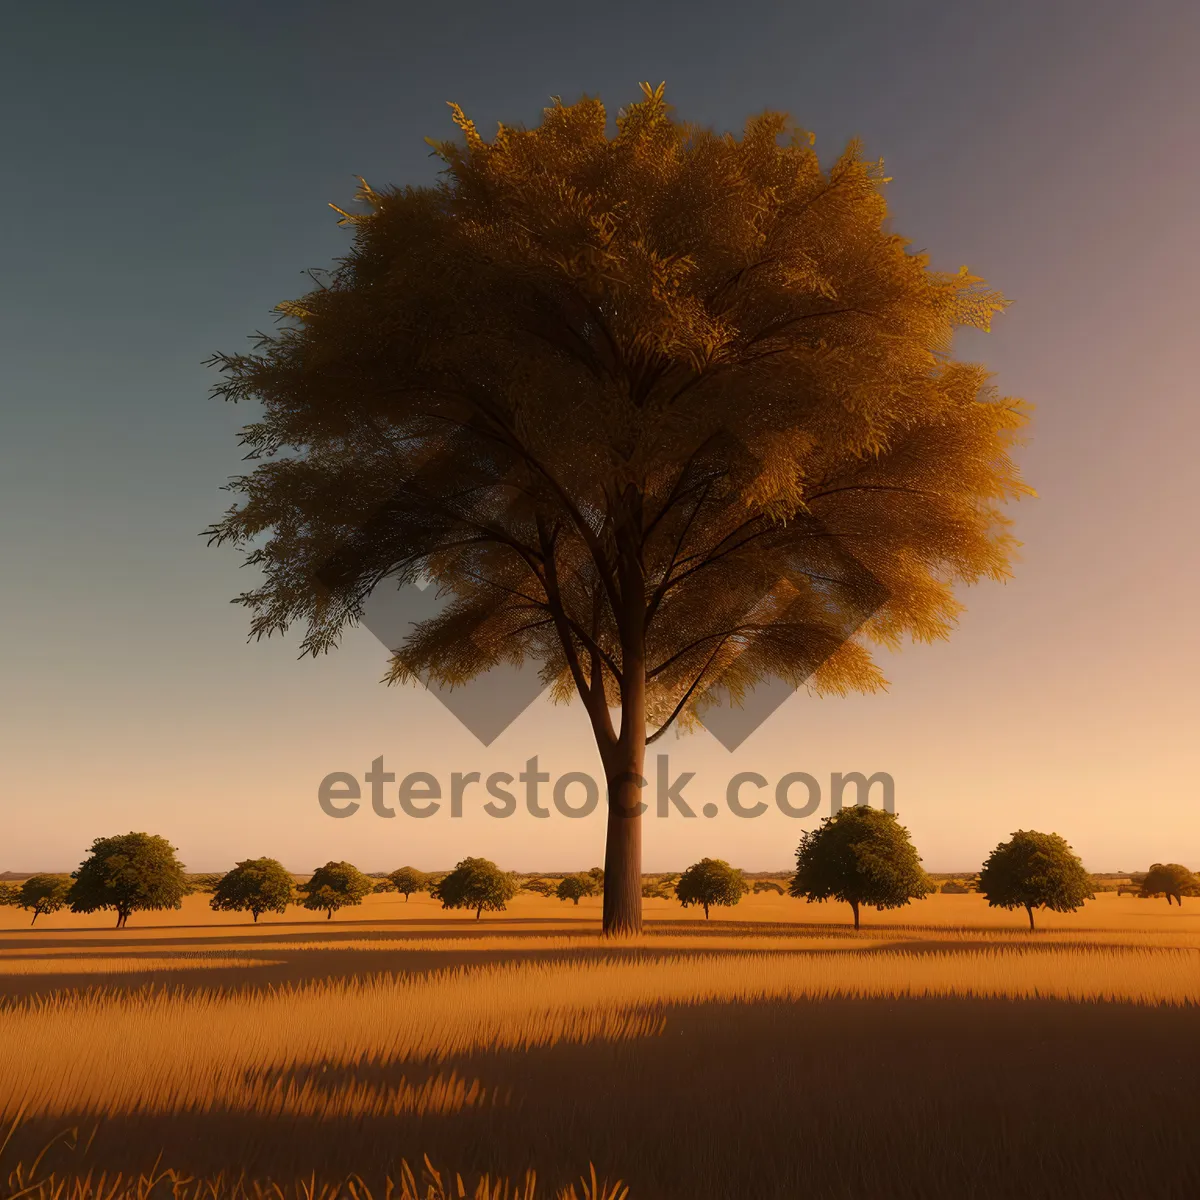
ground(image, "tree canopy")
xmin=675 ymin=858 xmax=749 ymax=918
xmin=209 ymin=858 xmax=295 ymax=922
xmin=299 ymin=861 xmax=374 ymax=919
xmin=432 ymin=857 xmax=519 ymax=919
xmin=1139 ymin=863 xmax=1198 ymax=906
xmin=789 ymin=807 xmax=930 ymax=929
xmin=207 ymin=83 xmax=1031 ymax=935
xmin=69 ymin=833 xmax=189 ymax=928
xmin=8 ymin=874 xmax=72 ymax=925
xmin=978 ymin=831 xmax=1093 ymax=930
xmin=383 ymin=866 xmax=430 ymax=901
xmin=556 ymin=873 xmax=597 ymax=905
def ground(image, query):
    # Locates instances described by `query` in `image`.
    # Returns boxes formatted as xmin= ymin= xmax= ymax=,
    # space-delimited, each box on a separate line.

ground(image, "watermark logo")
xmin=317 ymin=755 xmax=895 ymax=821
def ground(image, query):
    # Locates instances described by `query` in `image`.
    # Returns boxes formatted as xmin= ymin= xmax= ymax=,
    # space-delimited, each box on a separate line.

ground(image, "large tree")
xmin=69 ymin=833 xmax=189 ymax=928
xmin=790 ymin=806 xmax=931 ymax=929
xmin=978 ymin=831 xmax=1093 ymax=930
xmin=206 ymin=84 xmax=1031 ymax=935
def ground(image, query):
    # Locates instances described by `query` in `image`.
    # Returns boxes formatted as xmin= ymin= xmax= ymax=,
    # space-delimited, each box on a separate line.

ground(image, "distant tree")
xmin=790 ymin=808 xmax=931 ymax=930
xmin=641 ymin=873 xmax=680 ymax=900
xmin=10 ymin=875 xmax=73 ymax=925
xmin=1140 ymin=863 xmax=1199 ymax=906
xmin=940 ymin=879 xmax=971 ymax=894
xmin=299 ymin=860 xmax=374 ymax=919
xmin=521 ymin=877 xmax=557 ymax=897
xmin=69 ymin=833 xmax=189 ymax=928
xmin=384 ymin=866 xmax=429 ymax=902
xmin=205 ymin=85 xmax=1031 ymax=936
xmin=0 ymin=883 xmax=19 ymax=907
xmin=978 ymin=830 xmax=1093 ymax=930
xmin=675 ymin=858 xmax=749 ymax=919
xmin=752 ymin=880 xmax=786 ymax=895
xmin=556 ymin=874 xmax=597 ymax=906
xmin=209 ymin=858 xmax=294 ymax=923
xmin=185 ymin=873 xmax=225 ymax=894
xmin=432 ymin=857 xmax=519 ymax=920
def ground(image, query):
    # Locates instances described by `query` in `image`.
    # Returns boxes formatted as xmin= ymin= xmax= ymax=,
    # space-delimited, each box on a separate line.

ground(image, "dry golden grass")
xmin=3 ymin=891 xmax=1200 ymax=1198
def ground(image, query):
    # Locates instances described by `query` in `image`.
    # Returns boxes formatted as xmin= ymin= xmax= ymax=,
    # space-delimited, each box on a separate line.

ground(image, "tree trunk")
xmin=326 ymin=909 xmax=332 ymax=920
xmin=601 ymin=733 xmax=646 ymax=936
xmin=253 ymin=911 xmax=259 ymax=923
xmin=476 ymin=906 xmax=482 ymax=920
xmin=30 ymin=911 xmax=38 ymax=926
xmin=1026 ymin=904 xmax=1035 ymax=931
xmin=850 ymin=900 xmax=860 ymax=930
xmin=703 ymin=903 xmax=710 ymax=920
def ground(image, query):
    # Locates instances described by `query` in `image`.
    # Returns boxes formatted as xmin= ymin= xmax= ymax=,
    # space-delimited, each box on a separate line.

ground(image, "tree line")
xmin=4 ymin=818 xmax=1196 ymax=930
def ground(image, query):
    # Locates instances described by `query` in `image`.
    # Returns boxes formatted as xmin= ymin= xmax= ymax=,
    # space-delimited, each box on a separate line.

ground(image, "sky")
xmin=1 ymin=0 xmax=1198 ymax=876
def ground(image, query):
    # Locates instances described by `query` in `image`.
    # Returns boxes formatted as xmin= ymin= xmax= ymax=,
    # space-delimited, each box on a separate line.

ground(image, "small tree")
xmin=790 ymin=808 xmax=931 ymax=930
xmin=675 ymin=858 xmax=749 ymax=919
xmin=10 ymin=875 xmax=73 ymax=925
xmin=556 ymin=874 xmax=597 ymax=906
xmin=70 ymin=833 xmax=189 ymax=928
xmin=641 ymin=873 xmax=679 ymax=899
xmin=382 ymin=865 xmax=429 ymax=901
xmin=978 ymin=830 xmax=1093 ymax=930
xmin=752 ymin=880 xmax=785 ymax=895
xmin=185 ymin=873 xmax=225 ymax=894
xmin=210 ymin=858 xmax=294 ymax=923
xmin=1140 ymin=863 xmax=1199 ymax=906
xmin=521 ymin=877 xmax=557 ymax=896
xmin=299 ymin=860 xmax=374 ymax=919
xmin=432 ymin=857 xmax=518 ymax=919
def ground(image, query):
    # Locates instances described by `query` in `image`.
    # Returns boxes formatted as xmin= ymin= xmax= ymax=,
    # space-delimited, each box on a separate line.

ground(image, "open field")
xmin=2 ymin=892 xmax=1200 ymax=1198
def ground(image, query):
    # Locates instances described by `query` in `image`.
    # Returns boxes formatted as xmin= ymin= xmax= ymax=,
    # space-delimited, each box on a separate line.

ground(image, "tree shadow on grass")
xmin=7 ymin=995 xmax=1200 ymax=1200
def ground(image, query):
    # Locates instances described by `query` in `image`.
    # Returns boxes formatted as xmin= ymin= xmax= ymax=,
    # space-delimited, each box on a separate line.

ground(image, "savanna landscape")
xmin=3 ymin=883 xmax=1200 ymax=1198
xmin=5 ymin=4 xmax=1200 ymax=1198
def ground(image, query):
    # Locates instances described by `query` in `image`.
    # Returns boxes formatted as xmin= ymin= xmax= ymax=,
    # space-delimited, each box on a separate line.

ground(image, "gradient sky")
xmin=2 ymin=0 xmax=1198 ymax=876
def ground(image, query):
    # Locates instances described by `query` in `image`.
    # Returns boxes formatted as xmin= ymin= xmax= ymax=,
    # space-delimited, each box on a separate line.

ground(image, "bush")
xmin=752 ymin=880 xmax=785 ymax=895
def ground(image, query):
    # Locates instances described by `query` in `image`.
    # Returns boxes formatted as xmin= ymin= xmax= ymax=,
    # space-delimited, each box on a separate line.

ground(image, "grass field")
xmin=2 ymin=891 xmax=1199 ymax=1198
